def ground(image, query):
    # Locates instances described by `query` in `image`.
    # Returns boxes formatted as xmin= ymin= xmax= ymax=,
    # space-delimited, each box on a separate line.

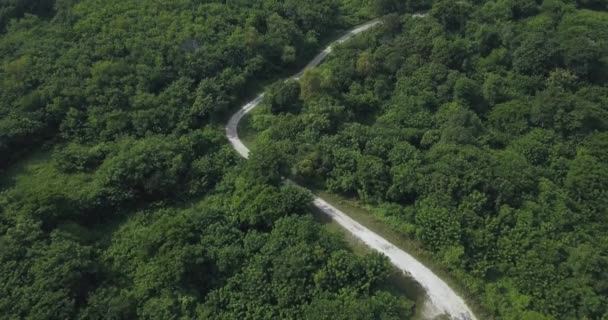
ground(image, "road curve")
xmin=226 ymin=18 xmax=477 ymax=320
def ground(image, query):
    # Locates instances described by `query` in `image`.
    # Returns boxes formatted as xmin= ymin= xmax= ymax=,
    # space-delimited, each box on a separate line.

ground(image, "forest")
xmin=1 ymin=0 xmax=607 ymax=319
xmin=245 ymin=0 xmax=608 ymax=319
xmin=0 ymin=0 xmax=426 ymax=318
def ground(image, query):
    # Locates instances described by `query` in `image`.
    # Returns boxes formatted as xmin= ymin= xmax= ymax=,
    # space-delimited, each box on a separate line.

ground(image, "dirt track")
xmin=225 ymin=17 xmax=477 ymax=320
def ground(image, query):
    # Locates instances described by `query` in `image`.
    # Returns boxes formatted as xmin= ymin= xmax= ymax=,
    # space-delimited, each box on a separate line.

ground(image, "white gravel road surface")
xmin=225 ymin=17 xmax=477 ymax=320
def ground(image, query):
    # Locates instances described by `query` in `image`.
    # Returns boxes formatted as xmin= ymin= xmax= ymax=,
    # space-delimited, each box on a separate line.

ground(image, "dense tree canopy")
xmin=0 ymin=0 xmax=420 ymax=318
xmin=4 ymin=0 xmax=607 ymax=318
xmin=0 ymin=0 xmax=379 ymax=170
xmin=248 ymin=1 xmax=608 ymax=319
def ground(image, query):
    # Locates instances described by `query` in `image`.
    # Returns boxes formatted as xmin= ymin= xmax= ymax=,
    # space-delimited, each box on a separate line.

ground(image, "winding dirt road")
xmin=226 ymin=17 xmax=477 ymax=320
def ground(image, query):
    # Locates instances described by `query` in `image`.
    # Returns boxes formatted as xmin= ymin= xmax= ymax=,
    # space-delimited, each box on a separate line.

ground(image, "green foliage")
xmin=0 ymin=0 xmax=374 ymax=170
xmin=372 ymin=0 xmax=404 ymax=16
xmin=431 ymin=0 xmax=473 ymax=32
xmin=512 ymin=31 xmax=559 ymax=75
xmin=267 ymin=79 xmax=302 ymax=114
xmin=1 ymin=1 xmax=415 ymax=319
xmin=251 ymin=3 xmax=608 ymax=319
xmin=415 ymin=198 xmax=461 ymax=251
xmin=303 ymin=290 xmax=414 ymax=320
xmin=247 ymin=141 xmax=289 ymax=185
xmin=0 ymin=0 xmax=56 ymax=31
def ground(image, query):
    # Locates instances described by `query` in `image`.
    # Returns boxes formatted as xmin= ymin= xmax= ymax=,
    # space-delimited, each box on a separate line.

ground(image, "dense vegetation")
xmin=0 ymin=0 xmax=421 ymax=318
xmin=248 ymin=0 xmax=608 ymax=319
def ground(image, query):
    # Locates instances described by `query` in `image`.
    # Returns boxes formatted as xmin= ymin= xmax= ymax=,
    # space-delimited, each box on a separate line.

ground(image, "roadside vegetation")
xmin=247 ymin=1 xmax=608 ymax=319
xmin=0 ymin=0 xmax=427 ymax=318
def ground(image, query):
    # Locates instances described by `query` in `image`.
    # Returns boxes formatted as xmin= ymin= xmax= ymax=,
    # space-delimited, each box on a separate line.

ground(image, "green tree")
xmin=267 ymin=79 xmax=302 ymax=114
xmin=415 ymin=197 xmax=461 ymax=251
xmin=431 ymin=0 xmax=473 ymax=32
xmin=247 ymin=141 xmax=288 ymax=185
xmin=512 ymin=32 xmax=558 ymax=75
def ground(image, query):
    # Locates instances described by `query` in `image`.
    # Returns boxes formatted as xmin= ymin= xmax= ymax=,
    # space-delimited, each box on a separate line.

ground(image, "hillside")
xmin=0 ymin=1 xmax=426 ymax=318
xmin=245 ymin=0 xmax=608 ymax=319
xmin=2 ymin=0 xmax=607 ymax=319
